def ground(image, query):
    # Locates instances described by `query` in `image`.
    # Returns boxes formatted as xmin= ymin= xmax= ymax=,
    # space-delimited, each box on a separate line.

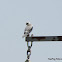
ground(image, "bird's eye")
xmin=26 ymin=23 xmax=28 ymax=25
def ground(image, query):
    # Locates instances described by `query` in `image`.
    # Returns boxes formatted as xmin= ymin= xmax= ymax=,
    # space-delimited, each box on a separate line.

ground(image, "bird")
xmin=22 ymin=22 xmax=33 ymax=38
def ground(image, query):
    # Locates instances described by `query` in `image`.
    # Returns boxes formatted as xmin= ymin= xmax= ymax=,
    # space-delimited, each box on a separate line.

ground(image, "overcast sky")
xmin=0 ymin=0 xmax=62 ymax=62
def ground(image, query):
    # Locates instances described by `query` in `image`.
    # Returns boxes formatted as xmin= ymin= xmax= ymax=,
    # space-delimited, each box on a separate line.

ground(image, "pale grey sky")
xmin=0 ymin=0 xmax=62 ymax=62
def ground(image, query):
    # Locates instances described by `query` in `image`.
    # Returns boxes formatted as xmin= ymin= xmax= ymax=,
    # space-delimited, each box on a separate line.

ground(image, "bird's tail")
xmin=22 ymin=35 xmax=25 ymax=38
xmin=22 ymin=34 xmax=28 ymax=38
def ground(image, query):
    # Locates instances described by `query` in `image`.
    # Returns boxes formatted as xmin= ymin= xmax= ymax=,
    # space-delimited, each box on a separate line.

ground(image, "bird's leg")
xmin=31 ymin=34 xmax=33 ymax=37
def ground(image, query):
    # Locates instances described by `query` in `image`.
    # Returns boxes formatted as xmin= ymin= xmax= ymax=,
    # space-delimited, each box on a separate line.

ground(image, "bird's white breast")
xmin=25 ymin=25 xmax=32 ymax=31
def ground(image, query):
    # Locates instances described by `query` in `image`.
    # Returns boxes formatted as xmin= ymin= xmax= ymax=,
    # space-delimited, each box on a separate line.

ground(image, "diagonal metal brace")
xmin=25 ymin=36 xmax=62 ymax=42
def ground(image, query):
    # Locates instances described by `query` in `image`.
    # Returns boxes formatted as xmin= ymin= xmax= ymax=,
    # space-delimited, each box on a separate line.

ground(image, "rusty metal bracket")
xmin=25 ymin=36 xmax=62 ymax=42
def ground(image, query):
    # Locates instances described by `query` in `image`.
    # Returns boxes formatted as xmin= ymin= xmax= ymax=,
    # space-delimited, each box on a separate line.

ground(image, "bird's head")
xmin=26 ymin=22 xmax=31 ymax=26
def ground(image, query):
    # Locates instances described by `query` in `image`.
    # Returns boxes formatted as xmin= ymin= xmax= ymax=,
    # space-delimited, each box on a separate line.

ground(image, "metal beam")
xmin=25 ymin=36 xmax=62 ymax=42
